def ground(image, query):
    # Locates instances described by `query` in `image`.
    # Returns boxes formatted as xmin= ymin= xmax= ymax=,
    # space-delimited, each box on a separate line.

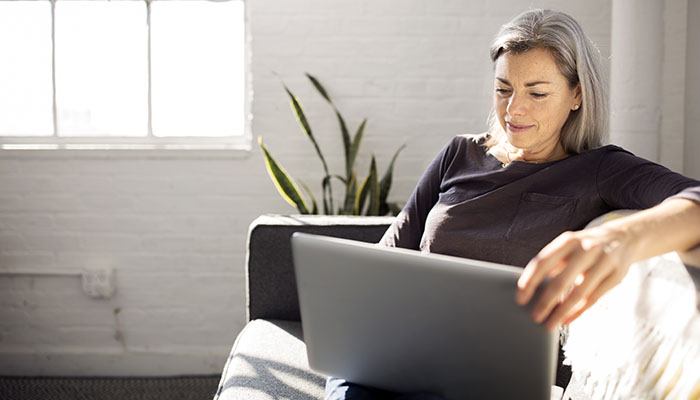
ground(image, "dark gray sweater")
xmin=380 ymin=135 xmax=700 ymax=267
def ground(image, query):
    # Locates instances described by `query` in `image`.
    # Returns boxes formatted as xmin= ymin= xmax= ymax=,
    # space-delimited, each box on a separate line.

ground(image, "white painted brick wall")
xmin=0 ymin=0 xmax=615 ymax=376
xmin=684 ymin=0 xmax=700 ymax=180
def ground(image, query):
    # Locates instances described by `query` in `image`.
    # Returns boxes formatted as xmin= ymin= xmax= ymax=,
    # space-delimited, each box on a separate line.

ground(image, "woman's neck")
xmin=489 ymin=137 xmax=569 ymax=167
xmin=507 ymin=143 xmax=568 ymax=164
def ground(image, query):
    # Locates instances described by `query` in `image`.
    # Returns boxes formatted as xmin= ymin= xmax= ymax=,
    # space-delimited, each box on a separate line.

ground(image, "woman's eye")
xmin=495 ymin=88 xmax=511 ymax=95
xmin=531 ymin=92 xmax=547 ymax=99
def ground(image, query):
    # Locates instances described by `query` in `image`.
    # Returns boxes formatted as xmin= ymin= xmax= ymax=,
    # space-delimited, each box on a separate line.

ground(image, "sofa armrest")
xmin=214 ymin=319 xmax=325 ymax=400
xmin=246 ymin=215 xmax=394 ymax=322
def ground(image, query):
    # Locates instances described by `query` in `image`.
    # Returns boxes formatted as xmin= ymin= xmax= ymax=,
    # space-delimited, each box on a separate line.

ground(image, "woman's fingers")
xmin=542 ymin=256 xmax=613 ymax=330
xmin=561 ymin=272 xmax=623 ymax=326
xmin=529 ymin=242 xmax=602 ymax=324
xmin=516 ymin=232 xmax=579 ymax=305
xmin=516 ymin=226 xmax=632 ymax=330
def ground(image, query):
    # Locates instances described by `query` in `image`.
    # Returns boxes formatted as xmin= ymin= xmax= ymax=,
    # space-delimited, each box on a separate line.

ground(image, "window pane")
xmin=55 ymin=1 xmax=148 ymax=137
xmin=151 ymin=0 xmax=244 ymax=137
xmin=0 ymin=1 xmax=53 ymax=136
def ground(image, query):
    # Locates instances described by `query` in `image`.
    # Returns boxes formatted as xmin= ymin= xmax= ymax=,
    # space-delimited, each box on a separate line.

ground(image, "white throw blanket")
xmin=562 ymin=213 xmax=700 ymax=400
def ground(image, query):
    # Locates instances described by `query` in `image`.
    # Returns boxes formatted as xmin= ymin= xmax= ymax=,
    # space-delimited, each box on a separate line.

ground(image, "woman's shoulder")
xmin=440 ymin=133 xmax=491 ymax=160
xmin=456 ymin=132 xmax=490 ymax=144
xmin=578 ymin=144 xmax=684 ymax=183
xmin=580 ymin=144 xmax=651 ymax=165
xmin=571 ymin=144 xmax=636 ymax=165
xmin=586 ymin=143 xmax=632 ymax=155
xmin=427 ymin=133 xmax=492 ymax=173
xmin=448 ymin=133 xmax=491 ymax=151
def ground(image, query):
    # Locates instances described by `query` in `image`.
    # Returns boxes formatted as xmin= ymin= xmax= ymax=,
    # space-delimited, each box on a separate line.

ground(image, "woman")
xmin=326 ymin=9 xmax=700 ymax=400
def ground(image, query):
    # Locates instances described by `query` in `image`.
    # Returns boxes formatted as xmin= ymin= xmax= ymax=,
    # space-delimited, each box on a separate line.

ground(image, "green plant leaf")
xmin=336 ymin=110 xmax=352 ymax=179
xmin=266 ymin=73 xmax=405 ymax=217
xmin=332 ymin=174 xmax=347 ymax=185
xmin=348 ymin=119 xmax=366 ymax=181
xmin=321 ymin=175 xmax=333 ymax=215
xmin=355 ymin=164 xmax=374 ymax=216
xmin=306 ymin=73 xmax=332 ymax=105
xmin=343 ymin=173 xmax=358 ymax=215
xmin=280 ymin=78 xmax=334 ymax=213
xmin=379 ymin=144 xmax=406 ymax=208
xmin=258 ymin=136 xmax=310 ymax=214
xmin=300 ymin=181 xmax=318 ymax=215
xmin=307 ymin=74 xmax=352 ymax=181
xmin=281 ymin=82 xmax=331 ymax=177
xmin=387 ymin=202 xmax=402 ymax=216
xmin=366 ymin=156 xmax=380 ymax=216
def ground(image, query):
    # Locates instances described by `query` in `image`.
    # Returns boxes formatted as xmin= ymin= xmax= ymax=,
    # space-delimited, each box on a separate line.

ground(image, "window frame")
xmin=0 ymin=0 xmax=251 ymax=154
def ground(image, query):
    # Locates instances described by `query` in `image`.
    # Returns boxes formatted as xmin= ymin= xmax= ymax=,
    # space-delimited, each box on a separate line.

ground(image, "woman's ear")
xmin=574 ymin=83 xmax=582 ymax=104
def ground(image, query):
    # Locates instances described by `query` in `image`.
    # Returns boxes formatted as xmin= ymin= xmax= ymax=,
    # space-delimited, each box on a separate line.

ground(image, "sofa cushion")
xmin=214 ymin=319 xmax=326 ymax=400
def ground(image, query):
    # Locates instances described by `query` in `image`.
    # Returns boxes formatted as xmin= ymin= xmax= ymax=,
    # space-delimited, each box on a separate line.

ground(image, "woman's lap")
xmin=324 ymin=377 xmax=445 ymax=400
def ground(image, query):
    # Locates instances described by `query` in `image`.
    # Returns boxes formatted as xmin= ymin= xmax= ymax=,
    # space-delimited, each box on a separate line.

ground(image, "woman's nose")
xmin=506 ymin=93 xmax=526 ymax=117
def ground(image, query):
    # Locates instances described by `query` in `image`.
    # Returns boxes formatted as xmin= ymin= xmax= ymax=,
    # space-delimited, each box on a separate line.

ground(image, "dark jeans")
xmin=324 ymin=377 xmax=446 ymax=400
xmin=324 ymin=347 xmax=572 ymax=400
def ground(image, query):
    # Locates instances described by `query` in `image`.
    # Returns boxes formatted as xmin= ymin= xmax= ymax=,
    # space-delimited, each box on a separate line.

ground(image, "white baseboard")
xmin=0 ymin=346 xmax=231 ymax=376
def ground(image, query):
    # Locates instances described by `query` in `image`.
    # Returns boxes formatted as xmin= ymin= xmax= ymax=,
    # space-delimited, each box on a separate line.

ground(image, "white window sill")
xmin=0 ymin=137 xmax=252 ymax=160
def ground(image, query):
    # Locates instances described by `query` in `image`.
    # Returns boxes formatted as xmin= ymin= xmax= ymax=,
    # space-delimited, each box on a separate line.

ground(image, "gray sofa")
xmin=214 ymin=215 xmax=395 ymax=400
xmin=214 ymin=213 xmax=700 ymax=400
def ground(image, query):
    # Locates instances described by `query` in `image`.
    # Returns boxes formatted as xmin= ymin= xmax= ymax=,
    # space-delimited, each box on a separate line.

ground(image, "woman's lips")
xmin=506 ymin=122 xmax=533 ymax=133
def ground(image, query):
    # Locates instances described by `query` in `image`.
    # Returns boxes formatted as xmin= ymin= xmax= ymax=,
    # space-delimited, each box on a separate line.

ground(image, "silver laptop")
xmin=291 ymin=232 xmax=558 ymax=400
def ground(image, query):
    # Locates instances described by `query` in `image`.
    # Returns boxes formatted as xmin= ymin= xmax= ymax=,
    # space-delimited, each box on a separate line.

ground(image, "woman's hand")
xmin=514 ymin=225 xmax=637 ymax=331
xmin=515 ymin=199 xmax=700 ymax=331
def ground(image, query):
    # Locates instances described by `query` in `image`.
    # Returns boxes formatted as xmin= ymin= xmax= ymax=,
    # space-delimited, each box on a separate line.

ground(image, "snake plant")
xmin=259 ymin=73 xmax=404 ymax=216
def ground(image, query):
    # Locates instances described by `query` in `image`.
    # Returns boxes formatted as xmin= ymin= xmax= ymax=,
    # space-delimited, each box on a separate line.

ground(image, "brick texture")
xmin=0 ymin=0 xmax=612 ymax=375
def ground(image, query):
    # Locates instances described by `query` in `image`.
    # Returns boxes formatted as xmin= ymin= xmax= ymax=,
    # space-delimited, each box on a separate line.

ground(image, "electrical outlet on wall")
xmin=82 ymin=267 xmax=116 ymax=299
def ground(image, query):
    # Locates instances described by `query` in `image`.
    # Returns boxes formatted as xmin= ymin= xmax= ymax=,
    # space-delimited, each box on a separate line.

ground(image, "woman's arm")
xmin=515 ymin=197 xmax=700 ymax=331
xmin=379 ymin=136 xmax=462 ymax=249
xmin=679 ymin=242 xmax=700 ymax=268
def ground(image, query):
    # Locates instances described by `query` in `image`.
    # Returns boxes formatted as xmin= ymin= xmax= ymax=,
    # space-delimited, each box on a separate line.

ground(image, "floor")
xmin=0 ymin=375 xmax=221 ymax=400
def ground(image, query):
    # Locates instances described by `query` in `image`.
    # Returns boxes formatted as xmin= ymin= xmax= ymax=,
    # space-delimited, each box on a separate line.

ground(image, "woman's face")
xmin=493 ymin=47 xmax=581 ymax=158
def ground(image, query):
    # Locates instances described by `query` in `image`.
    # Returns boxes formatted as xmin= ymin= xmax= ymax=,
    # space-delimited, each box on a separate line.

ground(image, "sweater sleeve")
xmin=596 ymin=146 xmax=700 ymax=210
xmin=379 ymin=137 xmax=460 ymax=249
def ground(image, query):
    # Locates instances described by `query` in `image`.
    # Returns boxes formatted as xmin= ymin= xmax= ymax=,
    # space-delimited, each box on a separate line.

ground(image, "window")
xmin=0 ymin=0 xmax=247 ymax=150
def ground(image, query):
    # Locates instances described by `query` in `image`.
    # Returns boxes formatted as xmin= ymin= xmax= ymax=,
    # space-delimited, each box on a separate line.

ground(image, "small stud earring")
xmin=572 ymin=104 xmax=580 ymax=111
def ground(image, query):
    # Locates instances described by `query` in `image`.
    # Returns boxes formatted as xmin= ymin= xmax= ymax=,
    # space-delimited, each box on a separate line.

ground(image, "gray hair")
xmin=486 ymin=9 xmax=607 ymax=154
